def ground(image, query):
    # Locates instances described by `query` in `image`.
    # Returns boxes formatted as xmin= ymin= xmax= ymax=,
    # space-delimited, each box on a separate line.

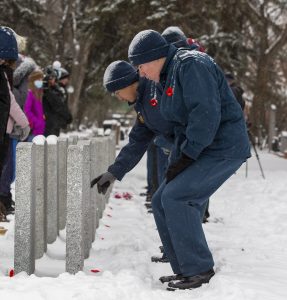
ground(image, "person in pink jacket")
xmin=0 ymin=73 xmax=30 ymax=218
xmin=24 ymin=69 xmax=45 ymax=140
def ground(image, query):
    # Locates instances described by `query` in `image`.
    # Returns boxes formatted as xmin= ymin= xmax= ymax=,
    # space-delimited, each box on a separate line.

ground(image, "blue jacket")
xmin=159 ymin=45 xmax=251 ymax=162
xmin=108 ymin=78 xmax=175 ymax=180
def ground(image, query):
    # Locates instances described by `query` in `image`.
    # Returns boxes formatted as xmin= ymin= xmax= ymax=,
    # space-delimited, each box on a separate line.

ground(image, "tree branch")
xmin=265 ymin=24 xmax=287 ymax=57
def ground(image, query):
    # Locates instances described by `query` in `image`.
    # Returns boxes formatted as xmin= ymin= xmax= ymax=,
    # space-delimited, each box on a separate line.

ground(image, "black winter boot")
xmin=151 ymin=253 xmax=169 ymax=263
xmin=0 ymin=194 xmax=14 ymax=215
xmin=0 ymin=201 xmax=8 ymax=222
xmin=146 ymin=193 xmax=152 ymax=203
xmin=167 ymin=269 xmax=215 ymax=291
xmin=159 ymin=274 xmax=183 ymax=283
xmin=144 ymin=202 xmax=152 ymax=209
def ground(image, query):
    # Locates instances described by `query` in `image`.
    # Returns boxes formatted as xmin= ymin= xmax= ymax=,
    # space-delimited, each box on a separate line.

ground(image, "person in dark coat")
xmin=128 ymin=30 xmax=251 ymax=290
xmin=162 ymin=26 xmax=211 ymax=223
xmin=225 ymin=72 xmax=245 ymax=110
xmin=57 ymin=67 xmax=73 ymax=130
xmin=0 ymin=27 xmax=18 ymax=176
xmin=43 ymin=66 xmax=72 ymax=136
xmin=91 ymin=60 xmax=174 ymax=196
xmin=0 ymin=65 xmax=11 ymax=174
xmin=13 ymin=54 xmax=36 ymax=109
xmin=57 ymin=67 xmax=70 ymax=102
xmin=0 ymin=26 xmax=18 ymax=220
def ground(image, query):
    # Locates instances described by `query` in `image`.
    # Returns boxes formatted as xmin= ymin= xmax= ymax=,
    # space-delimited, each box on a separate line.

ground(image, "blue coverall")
xmin=152 ymin=45 xmax=251 ymax=276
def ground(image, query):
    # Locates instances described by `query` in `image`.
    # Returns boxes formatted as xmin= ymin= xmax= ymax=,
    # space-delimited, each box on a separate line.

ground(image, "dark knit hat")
xmin=103 ymin=60 xmax=139 ymax=93
xmin=0 ymin=27 xmax=18 ymax=60
xmin=162 ymin=26 xmax=188 ymax=48
xmin=58 ymin=67 xmax=70 ymax=80
xmin=225 ymin=72 xmax=235 ymax=81
xmin=128 ymin=30 xmax=169 ymax=66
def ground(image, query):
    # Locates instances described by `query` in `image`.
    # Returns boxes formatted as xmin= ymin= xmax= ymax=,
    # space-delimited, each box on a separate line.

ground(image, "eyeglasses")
xmin=111 ymin=91 xmax=120 ymax=97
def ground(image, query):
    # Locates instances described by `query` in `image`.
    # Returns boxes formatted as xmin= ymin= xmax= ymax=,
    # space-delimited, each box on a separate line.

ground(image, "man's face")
xmin=49 ymin=77 xmax=56 ymax=86
xmin=138 ymin=59 xmax=163 ymax=82
xmin=114 ymin=84 xmax=137 ymax=102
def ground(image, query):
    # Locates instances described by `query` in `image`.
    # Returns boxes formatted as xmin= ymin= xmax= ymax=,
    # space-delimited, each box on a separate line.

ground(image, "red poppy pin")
xmin=149 ymin=98 xmax=158 ymax=107
xmin=166 ymin=87 xmax=173 ymax=97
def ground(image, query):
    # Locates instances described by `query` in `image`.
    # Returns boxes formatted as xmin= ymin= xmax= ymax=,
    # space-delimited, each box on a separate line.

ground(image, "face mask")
xmin=34 ymin=80 xmax=43 ymax=89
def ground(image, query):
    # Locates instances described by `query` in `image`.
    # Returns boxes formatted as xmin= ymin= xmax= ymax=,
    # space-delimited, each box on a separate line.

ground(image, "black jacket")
xmin=43 ymin=85 xmax=72 ymax=136
xmin=0 ymin=66 xmax=10 ymax=144
xmin=230 ymin=82 xmax=245 ymax=111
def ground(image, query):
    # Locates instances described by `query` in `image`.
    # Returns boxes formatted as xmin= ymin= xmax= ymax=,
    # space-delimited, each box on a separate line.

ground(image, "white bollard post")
xmin=78 ymin=140 xmax=92 ymax=259
xmin=58 ymin=137 xmax=68 ymax=230
xmin=32 ymin=136 xmax=47 ymax=259
xmin=14 ymin=143 xmax=35 ymax=275
xmin=66 ymin=143 xmax=89 ymax=274
xmin=46 ymin=135 xmax=58 ymax=244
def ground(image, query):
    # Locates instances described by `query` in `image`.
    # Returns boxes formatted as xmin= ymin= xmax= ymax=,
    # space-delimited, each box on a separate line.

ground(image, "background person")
xmin=24 ymin=69 xmax=45 ymax=141
xmin=43 ymin=66 xmax=72 ymax=136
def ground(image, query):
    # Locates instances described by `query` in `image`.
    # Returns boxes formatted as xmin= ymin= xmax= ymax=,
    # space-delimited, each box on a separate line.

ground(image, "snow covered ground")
xmin=1 ymin=149 xmax=287 ymax=299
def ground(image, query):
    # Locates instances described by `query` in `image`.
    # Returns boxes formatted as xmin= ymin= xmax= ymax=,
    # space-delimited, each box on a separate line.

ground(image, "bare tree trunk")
xmin=69 ymin=38 xmax=93 ymax=120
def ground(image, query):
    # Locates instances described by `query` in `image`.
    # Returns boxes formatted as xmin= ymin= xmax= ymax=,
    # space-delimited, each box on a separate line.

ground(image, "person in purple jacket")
xmin=24 ymin=69 xmax=45 ymax=140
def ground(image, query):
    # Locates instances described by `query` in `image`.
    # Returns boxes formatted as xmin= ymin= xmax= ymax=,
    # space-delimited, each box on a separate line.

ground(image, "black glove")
xmin=90 ymin=172 xmax=116 ymax=195
xmin=166 ymin=153 xmax=194 ymax=184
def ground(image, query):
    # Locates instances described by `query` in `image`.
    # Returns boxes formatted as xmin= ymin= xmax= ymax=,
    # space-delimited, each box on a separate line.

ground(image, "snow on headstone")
xmin=104 ymin=128 xmax=111 ymax=136
xmin=32 ymin=135 xmax=46 ymax=145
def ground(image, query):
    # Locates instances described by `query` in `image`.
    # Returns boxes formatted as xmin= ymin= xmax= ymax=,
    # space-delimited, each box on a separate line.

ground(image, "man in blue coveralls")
xmin=91 ymin=60 xmax=174 ymax=206
xmin=128 ymin=30 xmax=251 ymax=290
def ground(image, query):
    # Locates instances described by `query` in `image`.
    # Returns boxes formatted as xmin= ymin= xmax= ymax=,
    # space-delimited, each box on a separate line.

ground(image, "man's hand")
xmin=90 ymin=172 xmax=116 ymax=195
xmin=166 ymin=153 xmax=194 ymax=184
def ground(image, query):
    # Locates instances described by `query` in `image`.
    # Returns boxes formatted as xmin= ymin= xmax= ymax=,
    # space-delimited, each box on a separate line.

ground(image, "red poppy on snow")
xmin=114 ymin=192 xmax=122 ymax=199
xmin=122 ymin=192 xmax=133 ymax=200
xmin=91 ymin=269 xmax=101 ymax=273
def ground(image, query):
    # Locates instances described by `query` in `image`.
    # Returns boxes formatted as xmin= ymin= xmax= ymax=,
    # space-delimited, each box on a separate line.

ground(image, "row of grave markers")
xmin=14 ymin=134 xmax=116 ymax=275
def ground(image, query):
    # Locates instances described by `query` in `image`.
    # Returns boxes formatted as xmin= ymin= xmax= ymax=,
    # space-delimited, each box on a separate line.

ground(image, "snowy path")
xmin=1 ymin=150 xmax=287 ymax=299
